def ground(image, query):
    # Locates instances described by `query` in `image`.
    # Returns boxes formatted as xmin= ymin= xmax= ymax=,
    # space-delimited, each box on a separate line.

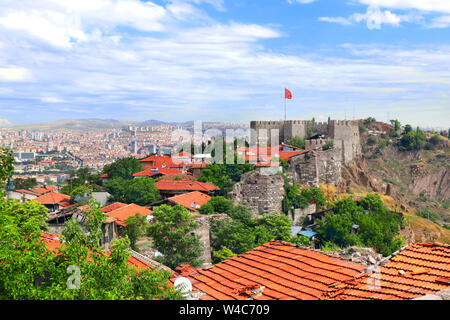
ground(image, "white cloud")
xmin=42 ymin=97 xmax=64 ymax=103
xmin=357 ymin=0 xmax=450 ymax=14
xmin=318 ymin=16 xmax=353 ymax=26
xmin=0 ymin=67 xmax=30 ymax=82
xmin=319 ymin=6 xmax=418 ymax=29
xmin=429 ymin=15 xmax=450 ymax=28
xmin=287 ymin=0 xmax=317 ymax=4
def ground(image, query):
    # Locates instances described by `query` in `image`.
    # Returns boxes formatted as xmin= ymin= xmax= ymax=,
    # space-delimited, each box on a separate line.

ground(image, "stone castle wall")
xmin=229 ymin=171 xmax=285 ymax=218
xmin=250 ymin=119 xmax=361 ymax=164
xmin=290 ymin=148 xmax=342 ymax=187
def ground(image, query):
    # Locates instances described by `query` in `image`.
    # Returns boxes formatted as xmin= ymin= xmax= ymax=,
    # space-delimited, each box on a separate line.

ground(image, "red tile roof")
xmin=168 ymin=191 xmax=211 ymax=211
xmin=105 ymin=203 xmax=153 ymax=226
xmin=279 ymin=150 xmax=308 ymax=161
xmin=154 ymin=180 xmax=219 ymax=192
xmin=187 ymin=162 xmax=209 ymax=169
xmin=171 ymin=241 xmax=367 ymax=300
xmin=331 ymin=242 xmax=450 ymax=300
xmin=33 ymin=192 xmax=71 ymax=205
xmin=15 ymin=189 xmax=41 ymax=196
xmin=140 ymin=154 xmax=184 ymax=169
xmin=31 ymin=185 xmax=58 ymax=195
xmin=100 ymin=202 xmax=128 ymax=213
xmin=100 ymin=173 xmax=109 ymax=178
xmin=133 ymin=167 xmax=183 ymax=177
xmin=255 ymin=162 xmax=280 ymax=167
xmin=39 ymin=232 xmax=168 ymax=271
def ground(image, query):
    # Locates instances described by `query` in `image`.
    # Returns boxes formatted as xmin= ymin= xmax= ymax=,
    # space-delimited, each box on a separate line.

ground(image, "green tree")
xmin=124 ymin=213 xmax=147 ymax=251
xmin=399 ymin=127 xmax=426 ymax=151
xmin=390 ymin=119 xmax=401 ymax=133
xmin=70 ymin=185 xmax=93 ymax=202
xmin=287 ymin=136 xmax=306 ymax=149
xmin=0 ymin=147 xmax=13 ymax=193
xmin=147 ymin=205 xmax=203 ymax=269
xmin=316 ymin=194 xmax=403 ymax=256
xmin=212 ymin=246 xmax=236 ymax=262
xmin=13 ymin=178 xmax=37 ymax=190
xmin=199 ymin=196 xmax=234 ymax=215
xmin=198 ymin=164 xmax=235 ymax=197
xmin=105 ymin=177 xmax=161 ymax=205
xmin=124 ymin=177 xmax=161 ymax=205
xmin=0 ymin=199 xmax=180 ymax=300
xmin=103 ymin=157 xmax=144 ymax=180
xmin=403 ymin=124 xmax=413 ymax=134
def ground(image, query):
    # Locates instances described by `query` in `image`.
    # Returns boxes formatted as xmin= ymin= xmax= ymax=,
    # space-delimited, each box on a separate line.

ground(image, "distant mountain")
xmin=138 ymin=119 xmax=194 ymax=126
xmin=12 ymin=119 xmax=135 ymax=131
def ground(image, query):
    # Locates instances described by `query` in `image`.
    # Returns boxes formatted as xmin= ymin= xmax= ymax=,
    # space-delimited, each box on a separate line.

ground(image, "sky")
xmin=0 ymin=0 xmax=449 ymax=128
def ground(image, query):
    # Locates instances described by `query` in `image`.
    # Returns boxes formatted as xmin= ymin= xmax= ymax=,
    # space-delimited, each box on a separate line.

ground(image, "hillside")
xmin=341 ymin=120 xmax=450 ymax=243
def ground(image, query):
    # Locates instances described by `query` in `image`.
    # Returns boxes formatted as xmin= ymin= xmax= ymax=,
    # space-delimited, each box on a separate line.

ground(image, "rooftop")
xmin=330 ymin=242 xmax=450 ymax=300
xmin=168 ymin=191 xmax=211 ymax=211
xmin=105 ymin=203 xmax=153 ymax=227
xmin=171 ymin=241 xmax=366 ymax=300
xmin=154 ymin=180 xmax=219 ymax=192
xmin=33 ymin=192 xmax=71 ymax=205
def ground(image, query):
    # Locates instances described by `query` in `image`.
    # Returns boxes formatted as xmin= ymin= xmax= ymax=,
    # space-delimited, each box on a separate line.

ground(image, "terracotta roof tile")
xmin=133 ymin=167 xmax=183 ymax=177
xmin=154 ymin=180 xmax=219 ymax=192
xmin=172 ymin=241 xmax=366 ymax=300
xmin=168 ymin=191 xmax=211 ymax=211
xmin=33 ymin=192 xmax=70 ymax=205
xmin=332 ymin=242 xmax=450 ymax=300
xmin=101 ymin=202 xmax=128 ymax=213
xmin=105 ymin=203 xmax=153 ymax=226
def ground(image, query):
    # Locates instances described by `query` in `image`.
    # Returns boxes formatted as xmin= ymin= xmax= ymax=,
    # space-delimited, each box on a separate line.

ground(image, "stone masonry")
xmin=250 ymin=119 xmax=361 ymax=164
xmin=229 ymin=171 xmax=285 ymax=218
xmin=193 ymin=214 xmax=230 ymax=267
xmin=289 ymin=148 xmax=342 ymax=187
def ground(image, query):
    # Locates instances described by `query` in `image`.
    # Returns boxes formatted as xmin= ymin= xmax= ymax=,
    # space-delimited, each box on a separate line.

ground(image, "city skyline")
xmin=0 ymin=0 xmax=449 ymax=127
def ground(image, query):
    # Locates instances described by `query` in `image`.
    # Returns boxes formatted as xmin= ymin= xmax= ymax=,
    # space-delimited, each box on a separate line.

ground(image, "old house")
xmin=33 ymin=192 xmax=71 ymax=213
xmin=154 ymin=180 xmax=219 ymax=198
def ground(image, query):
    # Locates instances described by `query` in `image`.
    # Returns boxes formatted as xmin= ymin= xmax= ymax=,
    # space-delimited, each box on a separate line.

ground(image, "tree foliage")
xmin=287 ymin=136 xmax=306 ymax=149
xmin=316 ymin=194 xmax=404 ymax=256
xmin=105 ymin=177 xmax=161 ymax=205
xmin=147 ymin=205 xmax=203 ymax=269
xmin=0 ymin=199 xmax=179 ymax=300
xmin=103 ymin=157 xmax=144 ymax=180
xmin=399 ymin=127 xmax=426 ymax=151
xmin=199 ymin=196 xmax=234 ymax=215
xmin=210 ymin=204 xmax=307 ymax=263
xmin=13 ymin=178 xmax=37 ymax=190
xmin=124 ymin=213 xmax=148 ymax=251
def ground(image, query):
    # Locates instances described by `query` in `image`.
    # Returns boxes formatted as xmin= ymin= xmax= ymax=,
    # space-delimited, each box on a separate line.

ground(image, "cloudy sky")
xmin=0 ymin=0 xmax=449 ymax=127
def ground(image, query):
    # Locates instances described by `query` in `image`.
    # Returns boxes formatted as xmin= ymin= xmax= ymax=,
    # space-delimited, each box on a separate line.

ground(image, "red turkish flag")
xmin=285 ymin=88 xmax=292 ymax=99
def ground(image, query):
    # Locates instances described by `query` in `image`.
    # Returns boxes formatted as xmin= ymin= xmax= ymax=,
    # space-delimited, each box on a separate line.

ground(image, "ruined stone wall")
xmin=290 ymin=152 xmax=319 ymax=187
xmin=193 ymin=214 xmax=230 ymax=267
xmin=290 ymin=149 xmax=342 ymax=187
xmin=290 ymin=203 xmax=316 ymax=225
xmin=230 ymin=171 xmax=285 ymax=218
xmin=316 ymin=149 xmax=342 ymax=185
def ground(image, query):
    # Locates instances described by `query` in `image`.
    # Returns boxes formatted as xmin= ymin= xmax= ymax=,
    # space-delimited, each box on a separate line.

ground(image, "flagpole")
xmin=284 ymin=96 xmax=286 ymax=122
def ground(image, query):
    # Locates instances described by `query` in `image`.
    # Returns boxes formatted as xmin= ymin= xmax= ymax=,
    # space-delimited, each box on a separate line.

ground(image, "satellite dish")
xmin=174 ymin=277 xmax=192 ymax=294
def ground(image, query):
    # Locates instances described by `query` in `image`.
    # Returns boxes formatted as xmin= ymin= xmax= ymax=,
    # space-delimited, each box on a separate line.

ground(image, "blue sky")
xmin=0 ymin=0 xmax=449 ymax=128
